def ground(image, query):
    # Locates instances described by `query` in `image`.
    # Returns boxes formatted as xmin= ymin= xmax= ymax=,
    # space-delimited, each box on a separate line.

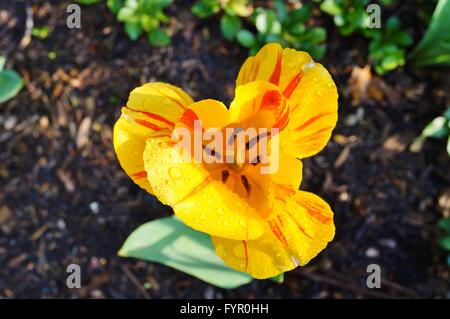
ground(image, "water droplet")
xmin=156 ymin=167 xmax=163 ymax=174
xmin=216 ymin=208 xmax=225 ymax=215
xmin=317 ymin=87 xmax=326 ymax=96
xmin=200 ymin=213 xmax=207 ymax=220
xmin=168 ymin=167 xmax=182 ymax=179
xmin=239 ymin=220 xmax=247 ymax=227
xmin=302 ymin=61 xmax=316 ymax=71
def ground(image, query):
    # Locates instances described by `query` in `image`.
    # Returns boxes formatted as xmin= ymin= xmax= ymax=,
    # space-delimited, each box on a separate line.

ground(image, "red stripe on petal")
xmin=131 ymin=171 xmax=148 ymax=180
xmin=294 ymin=112 xmax=334 ymax=132
xmin=242 ymin=240 xmax=248 ymax=272
xmin=269 ymin=52 xmax=282 ymax=86
xmin=126 ymin=107 xmax=175 ymax=127
xmin=283 ymin=72 xmax=303 ymax=99
xmin=134 ymin=119 xmax=163 ymax=131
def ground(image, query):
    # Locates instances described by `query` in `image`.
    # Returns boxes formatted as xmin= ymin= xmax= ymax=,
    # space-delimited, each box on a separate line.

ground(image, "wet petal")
xmin=212 ymin=190 xmax=334 ymax=279
xmin=113 ymin=82 xmax=193 ymax=193
xmin=143 ymin=137 xmax=265 ymax=240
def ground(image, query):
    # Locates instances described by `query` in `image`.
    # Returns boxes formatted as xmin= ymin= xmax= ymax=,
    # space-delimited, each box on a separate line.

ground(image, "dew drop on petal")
xmin=168 ymin=167 xmax=182 ymax=179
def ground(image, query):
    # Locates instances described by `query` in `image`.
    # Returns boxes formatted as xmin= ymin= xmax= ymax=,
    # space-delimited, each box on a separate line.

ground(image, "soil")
xmin=0 ymin=1 xmax=449 ymax=298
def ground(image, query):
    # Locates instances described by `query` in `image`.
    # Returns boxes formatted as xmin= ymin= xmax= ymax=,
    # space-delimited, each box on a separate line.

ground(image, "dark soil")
xmin=0 ymin=1 xmax=449 ymax=298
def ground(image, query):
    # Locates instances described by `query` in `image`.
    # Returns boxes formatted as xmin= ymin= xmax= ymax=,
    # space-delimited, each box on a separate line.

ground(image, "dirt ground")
xmin=0 ymin=1 xmax=449 ymax=298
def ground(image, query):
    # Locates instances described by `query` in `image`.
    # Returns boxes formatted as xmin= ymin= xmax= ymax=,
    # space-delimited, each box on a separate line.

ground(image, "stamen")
xmin=241 ymin=175 xmax=251 ymax=197
xmin=221 ymin=170 xmax=229 ymax=183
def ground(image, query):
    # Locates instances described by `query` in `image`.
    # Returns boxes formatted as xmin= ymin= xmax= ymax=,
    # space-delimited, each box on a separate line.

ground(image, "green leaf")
xmin=438 ymin=218 xmax=450 ymax=232
xmin=32 ymin=26 xmax=50 ymax=39
xmin=107 ymin=0 xmax=125 ymax=14
xmin=439 ymin=236 xmax=450 ymax=251
xmin=274 ymin=0 xmax=288 ymax=22
xmin=270 ymin=273 xmax=284 ymax=283
xmin=148 ymin=28 xmax=171 ymax=46
xmin=124 ymin=21 xmax=142 ymax=40
xmin=447 ymin=135 xmax=450 ymax=156
xmin=192 ymin=0 xmax=221 ymax=18
xmin=411 ymin=0 xmax=450 ymax=67
xmin=77 ymin=0 xmax=103 ymax=4
xmin=320 ymin=0 xmax=341 ymax=15
xmin=255 ymin=9 xmax=279 ymax=35
xmin=119 ymin=216 xmax=252 ymax=289
xmin=227 ymin=0 xmax=252 ymax=17
xmin=443 ymin=107 xmax=450 ymax=120
xmin=117 ymin=6 xmax=136 ymax=21
xmin=220 ymin=14 xmax=242 ymax=41
xmin=291 ymin=5 xmax=312 ymax=23
xmin=0 ymin=56 xmax=5 ymax=71
xmin=422 ymin=116 xmax=449 ymax=138
xmin=0 ymin=69 xmax=23 ymax=104
xmin=236 ymin=29 xmax=256 ymax=47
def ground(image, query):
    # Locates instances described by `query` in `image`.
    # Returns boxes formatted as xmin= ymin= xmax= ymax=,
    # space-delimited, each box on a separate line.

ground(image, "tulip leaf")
xmin=0 ymin=69 xmax=23 ymax=104
xmin=411 ymin=0 xmax=450 ymax=67
xmin=119 ymin=216 xmax=252 ymax=289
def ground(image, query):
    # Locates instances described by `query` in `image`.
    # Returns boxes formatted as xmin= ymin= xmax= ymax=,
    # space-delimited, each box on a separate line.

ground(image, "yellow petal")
xmin=236 ymin=43 xmax=284 ymax=86
xmin=143 ymin=137 xmax=265 ymax=240
xmin=270 ymin=152 xmax=302 ymax=189
xmin=236 ymin=43 xmax=338 ymax=158
xmin=280 ymin=62 xmax=338 ymax=158
xmin=229 ymin=81 xmax=289 ymax=131
xmin=177 ymin=99 xmax=231 ymax=130
xmin=113 ymin=82 xmax=193 ymax=193
xmin=212 ymin=190 xmax=335 ymax=279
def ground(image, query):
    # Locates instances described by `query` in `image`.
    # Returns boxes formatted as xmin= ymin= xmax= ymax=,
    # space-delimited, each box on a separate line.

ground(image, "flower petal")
xmin=229 ymin=81 xmax=289 ymax=131
xmin=280 ymin=62 xmax=338 ymax=158
xmin=143 ymin=137 xmax=265 ymax=240
xmin=236 ymin=43 xmax=338 ymax=158
xmin=177 ymin=99 xmax=231 ymax=130
xmin=212 ymin=190 xmax=335 ymax=279
xmin=113 ymin=82 xmax=193 ymax=193
xmin=270 ymin=152 xmax=302 ymax=189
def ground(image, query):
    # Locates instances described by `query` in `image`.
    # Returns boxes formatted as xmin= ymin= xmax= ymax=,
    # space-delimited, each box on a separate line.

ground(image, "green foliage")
xmin=119 ymin=216 xmax=252 ymax=288
xmin=192 ymin=0 xmax=252 ymax=19
xmin=0 ymin=57 xmax=23 ymax=104
xmin=319 ymin=0 xmax=412 ymax=74
xmin=366 ymin=17 xmax=413 ymax=74
xmin=32 ymin=26 xmax=50 ymax=39
xmin=193 ymin=0 xmax=327 ymax=60
xmin=411 ymin=108 xmax=450 ymax=156
xmin=411 ymin=0 xmax=450 ymax=67
xmin=438 ymin=217 xmax=450 ymax=265
xmin=78 ymin=0 xmax=173 ymax=45
xmin=270 ymin=272 xmax=284 ymax=283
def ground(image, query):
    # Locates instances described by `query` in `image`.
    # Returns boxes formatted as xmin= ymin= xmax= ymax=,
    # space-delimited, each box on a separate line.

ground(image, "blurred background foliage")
xmin=75 ymin=0 xmax=449 ymax=74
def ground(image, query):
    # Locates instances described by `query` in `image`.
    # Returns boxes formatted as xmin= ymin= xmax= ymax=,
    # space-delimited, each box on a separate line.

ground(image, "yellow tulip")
xmin=113 ymin=43 xmax=338 ymax=279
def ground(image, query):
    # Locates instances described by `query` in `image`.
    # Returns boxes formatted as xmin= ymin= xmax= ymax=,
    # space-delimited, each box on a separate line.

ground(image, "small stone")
xmin=56 ymin=219 xmax=66 ymax=230
xmin=365 ymin=247 xmax=380 ymax=258
xmin=89 ymin=202 xmax=100 ymax=214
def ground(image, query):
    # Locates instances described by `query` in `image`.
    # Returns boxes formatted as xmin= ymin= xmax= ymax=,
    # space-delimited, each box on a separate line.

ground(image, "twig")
xmin=120 ymin=265 xmax=151 ymax=299
xmin=294 ymin=271 xmax=396 ymax=299
xmin=20 ymin=1 xmax=33 ymax=48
